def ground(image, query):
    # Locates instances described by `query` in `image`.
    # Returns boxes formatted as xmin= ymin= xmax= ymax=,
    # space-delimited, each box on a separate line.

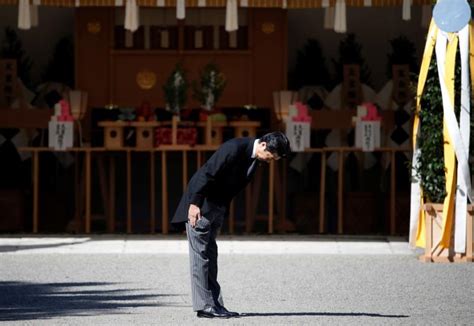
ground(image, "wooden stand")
xmin=197 ymin=119 xmax=226 ymax=145
xmin=421 ymin=203 xmax=473 ymax=263
xmin=131 ymin=121 xmax=160 ymax=149
xmin=457 ymin=205 xmax=473 ymax=262
xmin=229 ymin=121 xmax=260 ymax=138
xmin=98 ymin=121 xmax=127 ymax=149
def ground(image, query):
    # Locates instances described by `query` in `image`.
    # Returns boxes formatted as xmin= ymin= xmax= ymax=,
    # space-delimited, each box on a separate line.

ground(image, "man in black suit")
xmin=171 ymin=131 xmax=291 ymax=318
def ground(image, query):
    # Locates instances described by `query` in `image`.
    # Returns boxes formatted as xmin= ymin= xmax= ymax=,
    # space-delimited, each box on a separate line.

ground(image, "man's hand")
xmin=188 ymin=204 xmax=201 ymax=227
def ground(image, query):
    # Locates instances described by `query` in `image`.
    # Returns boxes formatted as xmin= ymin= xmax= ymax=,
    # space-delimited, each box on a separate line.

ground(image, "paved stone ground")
xmin=0 ymin=236 xmax=473 ymax=325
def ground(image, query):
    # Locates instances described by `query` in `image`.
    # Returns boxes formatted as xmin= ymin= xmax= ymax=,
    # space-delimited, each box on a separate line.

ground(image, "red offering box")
xmin=155 ymin=127 xmax=197 ymax=146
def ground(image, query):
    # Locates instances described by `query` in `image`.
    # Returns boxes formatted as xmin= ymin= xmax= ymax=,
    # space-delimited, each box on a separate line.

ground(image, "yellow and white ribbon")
xmin=435 ymin=31 xmax=457 ymax=250
xmin=410 ymin=20 xmax=437 ymax=248
xmin=436 ymin=29 xmax=472 ymax=252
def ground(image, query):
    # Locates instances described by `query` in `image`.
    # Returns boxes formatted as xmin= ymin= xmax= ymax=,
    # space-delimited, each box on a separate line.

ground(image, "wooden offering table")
xmin=229 ymin=121 xmax=260 ymax=138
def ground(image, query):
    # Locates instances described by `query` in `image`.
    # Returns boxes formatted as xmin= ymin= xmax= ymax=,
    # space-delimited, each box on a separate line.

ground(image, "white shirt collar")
xmin=251 ymin=139 xmax=259 ymax=159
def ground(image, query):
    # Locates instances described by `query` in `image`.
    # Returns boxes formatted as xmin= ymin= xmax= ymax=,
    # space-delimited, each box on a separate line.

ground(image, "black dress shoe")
xmin=217 ymin=305 xmax=240 ymax=317
xmin=196 ymin=306 xmax=230 ymax=318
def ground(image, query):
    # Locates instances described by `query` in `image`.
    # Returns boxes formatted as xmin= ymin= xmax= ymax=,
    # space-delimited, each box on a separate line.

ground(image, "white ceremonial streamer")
xmin=282 ymin=0 xmax=287 ymax=9
xmin=240 ymin=0 xmax=248 ymax=7
xmin=75 ymin=0 xmax=80 ymax=6
xmin=402 ymin=0 xmax=411 ymax=21
xmin=177 ymin=0 xmax=185 ymax=19
xmin=115 ymin=0 xmax=123 ymax=6
xmin=125 ymin=0 xmax=139 ymax=32
xmin=324 ymin=7 xmax=335 ymax=30
xmin=18 ymin=0 xmax=31 ymax=30
xmin=31 ymin=0 xmax=40 ymax=26
xmin=334 ymin=0 xmax=346 ymax=33
xmin=454 ymin=25 xmax=471 ymax=253
xmin=363 ymin=0 xmax=371 ymax=6
xmin=321 ymin=0 xmax=329 ymax=8
xmin=409 ymin=144 xmax=422 ymax=246
xmin=226 ymin=0 xmax=238 ymax=32
xmin=31 ymin=5 xmax=38 ymax=27
xmin=435 ymin=31 xmax=472 ymax=253
xmin=156 ymin=0 xmax=165 ymax=6
xmin=198 ymin=0 xmax=206 ymax=7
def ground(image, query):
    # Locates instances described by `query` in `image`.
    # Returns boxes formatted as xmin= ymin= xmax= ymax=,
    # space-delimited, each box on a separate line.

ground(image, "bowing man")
xmin=171 ymin=131 xmax=291 ymax=318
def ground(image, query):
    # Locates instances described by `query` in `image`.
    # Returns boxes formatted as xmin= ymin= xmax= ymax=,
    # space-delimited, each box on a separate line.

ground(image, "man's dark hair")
xmin=259 ymin=131 xmax=291 ymax=158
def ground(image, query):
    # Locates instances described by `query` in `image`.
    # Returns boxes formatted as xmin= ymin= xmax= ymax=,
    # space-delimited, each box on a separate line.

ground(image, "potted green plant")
xmin=163 ymin=63 xmax=188 ymax=115
xmin=0 ymin=27 xmax=33 ymax=89
xmin=192 ymin=63 xmax=226 ymax=112
xmin=413 ymin=57 xmax=446 ymax=205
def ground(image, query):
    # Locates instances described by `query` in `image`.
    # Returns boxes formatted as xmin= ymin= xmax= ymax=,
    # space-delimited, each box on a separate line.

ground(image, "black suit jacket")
xmin=171 ymin=137 xmax=257 ymax=227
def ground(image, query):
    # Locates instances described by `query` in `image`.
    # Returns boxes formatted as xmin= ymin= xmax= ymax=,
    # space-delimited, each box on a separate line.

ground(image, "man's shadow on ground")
xmin=240 ymin=312 xmax=409 ymax=318
xmin=0 ymin=281 xmax=184 ymax=322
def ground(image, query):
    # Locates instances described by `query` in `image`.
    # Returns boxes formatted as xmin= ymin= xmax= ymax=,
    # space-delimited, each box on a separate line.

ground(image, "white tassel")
xmin=363 ymin=0 xmax=371 ymax=6
xmin=334 ymin=0 xmax=346 ymax=34
xmin=115 ymin=0 xmax=123 ymax=6
xmin=18 ymin=0 xmax=31 ymax=30
xmin=321 ymin=0 xmax=329 ymax=8
xmin=30 ymin=5 xmax=38 ymax=27
xmin=198 ymin=0 xmax=206 ymax=7
xmin=282 ymin=0 xmax=287 ymax=9
xmin=402 ymin=0 xmax=411 ymax=21
xmin=240 ymin=0 xmax=248 ymax=7
xmin=226 ymin=0 xmax=238 ymax=32
xmin=177 ymin=0 xmax=185 ymax=20
xmin=324 ymin=7 xmax=335 ymax=30
xmin=125 ymin=0 xmax=139 ymax=32
xmin=156 ymin=0 xmax=164 ymax=6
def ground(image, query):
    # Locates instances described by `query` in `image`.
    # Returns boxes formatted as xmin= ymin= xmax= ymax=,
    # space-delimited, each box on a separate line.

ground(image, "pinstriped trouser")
xmin=186 ymin=216 xmax=224 ymax=311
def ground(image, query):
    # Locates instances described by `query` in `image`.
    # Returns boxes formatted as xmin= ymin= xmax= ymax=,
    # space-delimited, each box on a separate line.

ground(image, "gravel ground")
xmin=0 ymin=254 xmax=473 ymax=325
